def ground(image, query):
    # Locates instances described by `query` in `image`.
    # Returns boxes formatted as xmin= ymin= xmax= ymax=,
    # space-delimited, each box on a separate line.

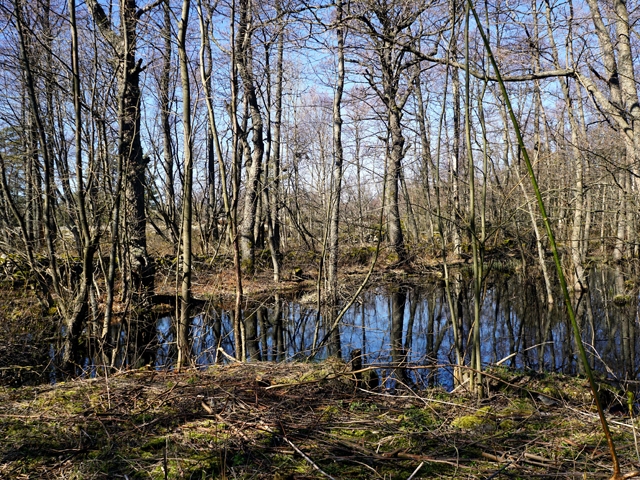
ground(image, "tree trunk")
xmin=543 ymin=0 xmax=587 ymax=289
xmin=236 ymin=0 xmax=264 ymax=273
xmin=386 ymin=107 xmax=407 ymax=263
xmin=328 ymin=0 xmax=345 ymax=305
xmin=159 ymin=0 xmax=178 ymax=247
xmin=580 ymin=0 xmax=640 ymax=260
xmin=265 ymin=9 xmax=284 ymax=282
xmin=414 ymin=73 xmax=435 ymax=243
xmin=177 ymin=0 xmax=193 ymax=370
xmin=196 ymin=0 xmax=244 ymax=360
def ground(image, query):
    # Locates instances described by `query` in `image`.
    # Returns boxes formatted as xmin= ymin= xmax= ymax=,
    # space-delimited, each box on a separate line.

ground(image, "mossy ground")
xmin=1 ymin=362 xmax=639 ymax=479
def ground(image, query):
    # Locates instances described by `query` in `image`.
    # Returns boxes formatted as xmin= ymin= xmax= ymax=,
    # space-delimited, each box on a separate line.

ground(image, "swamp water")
xmin=147 ymin=266 xmax=639 ymax=390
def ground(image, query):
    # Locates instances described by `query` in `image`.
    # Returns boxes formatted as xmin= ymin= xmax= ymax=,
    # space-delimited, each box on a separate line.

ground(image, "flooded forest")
xmin=1 ymin=0 xmax=640 ymax=392
xmin=7 ymin=0 xmax=640 ymax=478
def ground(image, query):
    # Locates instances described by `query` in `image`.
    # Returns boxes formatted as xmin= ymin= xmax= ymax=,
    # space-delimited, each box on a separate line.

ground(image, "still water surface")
xmin=153 ymin=266 xmax=639 ymax=390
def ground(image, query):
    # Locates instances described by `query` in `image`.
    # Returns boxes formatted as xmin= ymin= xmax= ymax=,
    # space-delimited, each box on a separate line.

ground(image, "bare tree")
xmin=85 ymin=0 xmax=155 ymax=309
xmin=350 ymin=0 xmax=425 ymax=264
xmin=177 ymin=0 xmax=193 ymax=369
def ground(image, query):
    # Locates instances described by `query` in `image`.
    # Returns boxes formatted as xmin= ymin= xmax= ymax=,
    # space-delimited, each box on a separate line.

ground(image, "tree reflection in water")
xmin=92 ymin=267 xmax=638 ymax=391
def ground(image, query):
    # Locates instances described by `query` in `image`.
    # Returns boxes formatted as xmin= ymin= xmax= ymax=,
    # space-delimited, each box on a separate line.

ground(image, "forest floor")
xmin=1 ymin=360 xmax=640 ymax=479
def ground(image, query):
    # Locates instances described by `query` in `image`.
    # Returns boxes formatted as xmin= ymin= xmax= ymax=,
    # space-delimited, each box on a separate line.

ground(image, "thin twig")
xmin=282 ymin=436 xmax=336 ymax=480
xmin=406 ymin=461 xmax=424 ymax=480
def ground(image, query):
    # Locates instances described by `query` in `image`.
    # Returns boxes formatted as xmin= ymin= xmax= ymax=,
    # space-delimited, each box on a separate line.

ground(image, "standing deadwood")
xmin=86 ymin=0 xmax=155 ymax=314
xmin=176 ymin=0 xmax=193 ymax=370
xmin=236 ymin=0 xmax=264 ymax=274
xmin=327 ymin=0 xmax=345 ymax=306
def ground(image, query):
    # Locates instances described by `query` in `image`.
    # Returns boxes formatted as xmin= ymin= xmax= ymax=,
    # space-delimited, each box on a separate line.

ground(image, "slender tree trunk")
xmin=196 ymin=0 xmax=244 ymax=360
xmin=62 ymin=0 xmax=99 ymax=371
xmin=160 ymin=0 xmax=178 ymax=247
xmin=414 ymin=73 xmax=436 ymax=242
xmin=177 ymin=0 xmax=192 ymax=370
xmin=328 ymin=0 xmax=345 ymax=306
xmin=230 ymin=0 xmax=245 ymax=359
xmin=433 ymin=9 xmax=464 ymax=383
xmin=85 ymin=0 xmax=156 ymax=366
xmin=451 ymin=55 xmax=463 ymax=256
xmin=464 ymin=5 xmax=483 ymax=396
xmin=265 ymin=8 xmax=284 ymax=282
xmin=543 ymin=0 xmax=587 ymax=289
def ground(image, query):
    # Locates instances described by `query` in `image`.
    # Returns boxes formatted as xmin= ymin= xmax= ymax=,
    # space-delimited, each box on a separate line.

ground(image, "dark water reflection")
xmin=150 ymin=266 xmax=639 ymax=390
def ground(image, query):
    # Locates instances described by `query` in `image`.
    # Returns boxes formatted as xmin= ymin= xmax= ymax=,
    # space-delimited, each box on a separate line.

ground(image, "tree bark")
xmin=236 ymin=0 xmax=264 ymax=273
xmin=177 ymin=0 xmax=193 ymax=370
xmin=328 ymin=0 xmax=345 ymax=305
xmin=159 ymin=0 xmax=178 ymax=247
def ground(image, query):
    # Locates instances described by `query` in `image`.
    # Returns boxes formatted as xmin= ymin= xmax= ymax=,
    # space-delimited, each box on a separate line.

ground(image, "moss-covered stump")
xmin=1 ymin=363 xmax=639 ymax=479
